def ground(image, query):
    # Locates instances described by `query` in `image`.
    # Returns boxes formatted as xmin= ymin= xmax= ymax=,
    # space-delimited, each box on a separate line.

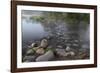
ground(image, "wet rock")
xmin=57 ymin=45 xmax=63 ymax=49
xmin=36 ymin=48 xmax=45 ymax=55
xmin=72 ymin=43 xmax=79 ymax=47
xmin=23 ymin=55 xmax=36 ymax=62
xmin=65 ymin=46 xmax=71 ymax=51
xmin=28 ymin=43 xmax=37 ymax=48
xmin=32 ymin=47 xmax=39 ymax=51
xmin=26 ymin=49 xmax=35 ymax=55
xmin=77 ymin=52 xmax=88 ymax=59
xmin=67 ymin=51 xmax=75 ymax=56
xmin=55 ymin=48 xmax=75 ymax=57
xmin=74 ymin=40 xmax=79 ymax=42
xmin=40 ymin=39 xmax=48 ymax=48
xmin=55 ymin=49 xmax=68 ymax=57
xmin=36 ymin=50 xmax=54 ymax=61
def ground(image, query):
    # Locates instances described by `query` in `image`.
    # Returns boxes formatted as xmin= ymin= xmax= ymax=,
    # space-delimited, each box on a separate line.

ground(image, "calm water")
xmin=22 ymin=19 xmax=48 ymax=42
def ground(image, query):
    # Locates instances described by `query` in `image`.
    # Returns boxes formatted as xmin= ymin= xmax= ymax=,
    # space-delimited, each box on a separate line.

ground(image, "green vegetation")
xmin=29 ymin=12 xmax=90 ymax=35
xmin=65 ymin=13 xmax=90 ymax=25
xmin=30 ymin=12 xmax=90 ymax=26
xmin=45 ymin=48 xmax=55 ymax=53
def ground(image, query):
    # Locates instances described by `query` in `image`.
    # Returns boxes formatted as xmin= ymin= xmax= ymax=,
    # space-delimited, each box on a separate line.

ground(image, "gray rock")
xmin=26 ymin=49 xmax=35 ymax=55
xmin=65 ymin=46 xmax=71 ymax=51
xmin=40 ymin=39 xmax=48 ymax=48
xmin=55 ymin=49 xmax=67 ymax=57
xmin=28 ymin=43 xmax=37 ymax=48
xmin=74 ymin=40 xmax=79 ymax=42
xmin=57 ymin=45 xmax=63 ymax=49
xmin=36 ymin=50 xmax=54 ymax=62
xmin=67 ymin=51 xmax=75 ymax=56
xmin=73 ymin=43 xmax=79 ymax=47
xmin=23 ymin=55 xmax=36 ymax=62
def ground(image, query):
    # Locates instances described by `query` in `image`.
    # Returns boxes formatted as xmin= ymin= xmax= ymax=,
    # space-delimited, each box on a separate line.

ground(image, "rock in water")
xmin=23 ymin=55 xmax=36 ymax=62
xmin=26 ymin=49 xmax=35 ymax=55
xmin=40 ymin=39 xmax=48 ymax=48
xmin=28 ymin=43 xmax=37 ymax=48
xmin=55 ymin=49 xmax=68 ymax=57
xmin=32 ymin=47 xmax=39 ymax=51
xmin=36 ymin=50 xmax=54 ymax=62
xmin=65 ymin=46 xmax=71 ymax=51
xmin=68 ymin=51 xmax=75 ymax=56
xmin=36 ymin=48 xmax=45 ymax=55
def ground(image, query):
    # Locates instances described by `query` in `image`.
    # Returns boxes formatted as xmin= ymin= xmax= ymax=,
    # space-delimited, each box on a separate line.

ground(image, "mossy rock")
xmin=45 ymin=48 xmax=54 ymax=53
xmin=26 ymin=48 xmax=35 ymax=55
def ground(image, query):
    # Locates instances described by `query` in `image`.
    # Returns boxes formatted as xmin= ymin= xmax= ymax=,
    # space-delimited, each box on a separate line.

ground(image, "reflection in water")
xmin=22 ymin=19 xmax=48 ymax=41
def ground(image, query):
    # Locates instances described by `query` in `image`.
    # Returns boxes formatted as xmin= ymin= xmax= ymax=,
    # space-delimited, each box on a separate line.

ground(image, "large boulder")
xmin=40 ymin=39 xmax=48 ymax=48
xmin=36 ymin=50 xmax=54 ymax=62
xmin=23 ymin=55 xmax=36 ymax=62
xmin=26 ymin=49 xmax=35 ymax=55
xmin=36 ymin=48 xmax=45 ymax=55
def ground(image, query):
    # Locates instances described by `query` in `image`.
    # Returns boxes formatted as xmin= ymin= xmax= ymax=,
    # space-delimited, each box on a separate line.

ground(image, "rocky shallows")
xmin=22 ymin=38 xmax=89 ymax=62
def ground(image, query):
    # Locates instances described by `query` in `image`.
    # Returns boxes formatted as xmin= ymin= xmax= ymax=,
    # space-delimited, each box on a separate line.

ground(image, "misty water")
xmin=22 ymin=19 xmax=47 ymax=41
xmin=22 ymin=11 xmax=90 ymax=61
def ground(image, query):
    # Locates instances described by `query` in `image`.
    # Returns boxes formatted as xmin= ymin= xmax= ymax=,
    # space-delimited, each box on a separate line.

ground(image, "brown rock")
xmin=36 ymin=48 xmax=45 ymax=55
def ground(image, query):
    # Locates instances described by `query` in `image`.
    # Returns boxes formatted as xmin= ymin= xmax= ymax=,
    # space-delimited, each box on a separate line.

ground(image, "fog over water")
xmin=22 ymin=10 xmax=90 ymax=58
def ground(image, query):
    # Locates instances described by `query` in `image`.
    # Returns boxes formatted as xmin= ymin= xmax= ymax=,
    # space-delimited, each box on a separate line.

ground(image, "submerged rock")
xmin=36 ymin=50 xmax=54 ymax=61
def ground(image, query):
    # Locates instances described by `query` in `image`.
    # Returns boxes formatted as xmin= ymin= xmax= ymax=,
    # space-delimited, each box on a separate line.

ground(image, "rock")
xmin=57 ymin=46 xmax=63 ymax=49
xmin=26 ymin=49 xmax=35 ymax=55
xmin=72 ymin=43 xmax=79 ymax=47
xmin=31 ymin=43 xmax=38 ymax=47
xmin=32 ymin=47 xmax=39 ymax=51
xmin=36 ymin=50 xmax=54 ymax=61
xmin=78 ymin=52 xmax=87 ymax=59
xmin=28 ymin=43 xmax=37 ymax=48
xmin=68 ymin=51 xmax=75 ymax=56
xmin=74 ymin=40 xmax=79 ymax=42
xmin=55 ymin=49 xmax=68 ymax=57
xmin=23 ymin=55 xmax=36 ymax=62
xmin=40 ymin=39 xmax=48 ymax=48
xmin=65 ymin=46 xmax=71 ymax=51
xmin=36 ymin=48 xmax=45 ymax=55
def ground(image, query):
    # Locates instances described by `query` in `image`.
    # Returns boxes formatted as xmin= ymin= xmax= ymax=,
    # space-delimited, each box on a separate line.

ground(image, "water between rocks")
xmin=22 ymin=14 xmax=90 ymax=61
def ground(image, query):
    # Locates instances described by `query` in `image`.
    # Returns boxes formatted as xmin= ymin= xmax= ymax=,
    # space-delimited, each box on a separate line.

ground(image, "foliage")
xmin=30 ymin=12 xmax=89 ymax=27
